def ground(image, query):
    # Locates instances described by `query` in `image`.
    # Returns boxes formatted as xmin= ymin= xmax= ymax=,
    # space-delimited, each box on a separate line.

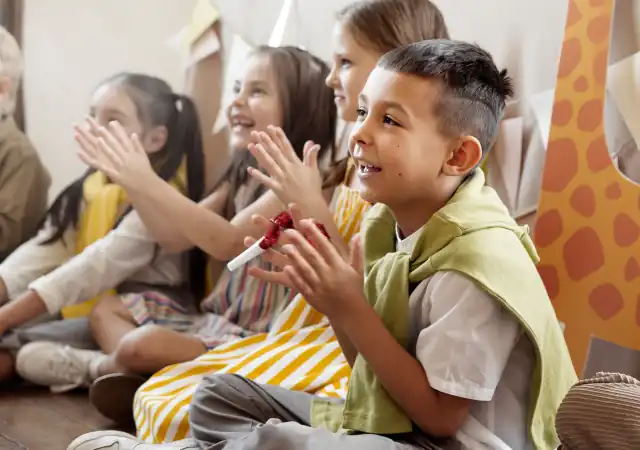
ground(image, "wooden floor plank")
xmin=0 ymin=386 xmax=127 ymax=450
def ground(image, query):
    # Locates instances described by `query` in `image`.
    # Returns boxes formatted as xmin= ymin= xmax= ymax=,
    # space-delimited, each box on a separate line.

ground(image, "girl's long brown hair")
xmin=212 ymin=46 xmax=338 ymax=219
xmin=326 ymin=0 xmax=450 ymax=186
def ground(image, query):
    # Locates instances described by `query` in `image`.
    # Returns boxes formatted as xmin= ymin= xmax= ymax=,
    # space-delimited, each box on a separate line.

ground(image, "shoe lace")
xmin=48 ymin=345 xmax=92 ymax=391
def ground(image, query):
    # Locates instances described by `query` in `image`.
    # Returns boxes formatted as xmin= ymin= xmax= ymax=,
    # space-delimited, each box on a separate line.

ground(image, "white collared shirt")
xmin=395 ymin=224 xmax=534 ymax=450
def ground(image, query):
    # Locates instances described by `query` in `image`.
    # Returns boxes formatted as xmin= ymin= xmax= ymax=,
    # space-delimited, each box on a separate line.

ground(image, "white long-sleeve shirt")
xmin=0 ymin=211 xmax=184 ymax=314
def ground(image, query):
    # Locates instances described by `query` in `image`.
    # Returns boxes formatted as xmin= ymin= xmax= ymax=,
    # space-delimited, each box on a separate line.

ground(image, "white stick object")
xmin=227 ymin=239 xmax=267 ymax=272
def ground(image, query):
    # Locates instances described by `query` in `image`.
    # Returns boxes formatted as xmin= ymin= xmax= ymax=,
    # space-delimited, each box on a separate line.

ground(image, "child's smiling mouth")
xmin=357 ymin=162 xmax=382 ymax=175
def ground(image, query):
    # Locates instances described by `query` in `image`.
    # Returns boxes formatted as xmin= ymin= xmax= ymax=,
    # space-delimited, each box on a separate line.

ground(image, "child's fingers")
xmin=247 ymin=166 xmax=280 ymax=193
xmin=349 ymin=234 xmax=363 ymax=276
xmin=280 ymin=243 xmax=322 ymax=289
xmin=108 ymin=121 xmax=136 ymax=153
xmin=257 ymin=131 xmax=289 ymax=168
xmin=74 ymin=128 xmax=99 ymax=158
xmin=303 ymin=143 xmax=320 ymax=170
xmin=298 ymin=219 xmax=341 ymax=267
xmin=247 ymin=267 xmax=293 ymax=289
xmin=281 ymin=229 xmax=329 ymax=278
xmin=76 ymin=149 xmax=99 ymax=170
xmin=250 ymin=214 xmax=273 ymax=231
xmin=86 ymin=116 xmax=102 ymax=135
xmin=248 ymin=142 xmax=284 ymax=179
xmin=96 ymin=137 xmax=124 ymax=170
xmin=74 ymin=122 xmax=98 ymax=142
xmin=131 ymin=134 xmax=147 ymax=155
xmin=283 ymin=265 xmax=313 ymax=299
xmin=244 ymin=236 xmax=289 ymax=268
xmin=96 ymin=126 xmax=126 ymax=157
xmin=270 ymin=126 xmax=298 ymax=163
xmin=288 ymin=203 xmax=306 ymax=230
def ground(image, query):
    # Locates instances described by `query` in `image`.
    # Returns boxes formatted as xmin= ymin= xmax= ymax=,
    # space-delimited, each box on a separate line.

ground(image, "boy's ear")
xmin=442 ymin=135 xmax=483 ymax=176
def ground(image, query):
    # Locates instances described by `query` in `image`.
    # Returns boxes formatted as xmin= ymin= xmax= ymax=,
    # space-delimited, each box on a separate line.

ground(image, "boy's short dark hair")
xmin=378 ymin=39 xmax=513 ymax=155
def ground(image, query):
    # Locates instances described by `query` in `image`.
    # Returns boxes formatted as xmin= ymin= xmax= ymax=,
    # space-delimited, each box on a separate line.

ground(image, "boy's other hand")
xmin=278 ymin=219 xmax=366 ymax=320
xmin=246 ymin=207 xmax=304 ymax=291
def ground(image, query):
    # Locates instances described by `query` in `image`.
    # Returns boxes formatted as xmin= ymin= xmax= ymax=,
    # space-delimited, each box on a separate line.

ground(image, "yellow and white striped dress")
xmin=134 ymin=184 xmax=370 ymax=443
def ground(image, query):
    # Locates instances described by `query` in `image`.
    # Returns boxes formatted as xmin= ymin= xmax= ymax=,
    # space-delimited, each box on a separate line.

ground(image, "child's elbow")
xmin=158 ymin=239 xmax=191 ymax=254
xmin=414 ymin=402 xmax=470 ymax=438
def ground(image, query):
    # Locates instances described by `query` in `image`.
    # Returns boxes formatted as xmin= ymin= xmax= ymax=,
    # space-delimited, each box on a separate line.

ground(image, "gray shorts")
xmin=189 ymin=374 xmax=451 ymax=450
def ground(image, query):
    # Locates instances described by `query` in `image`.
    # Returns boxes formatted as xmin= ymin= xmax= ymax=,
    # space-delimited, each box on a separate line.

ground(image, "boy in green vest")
xmin=80 ymin=39 xmax=574 ymax=450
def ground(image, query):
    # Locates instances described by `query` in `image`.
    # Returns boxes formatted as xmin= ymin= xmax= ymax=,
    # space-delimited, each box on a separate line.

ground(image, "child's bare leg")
xmin=89 ymin=294 xmax=138 ymax=354
xmin=0 ymin=350 xmax=15 ymax=382
xmin=98 ymin=325 xmax=207 ymax=376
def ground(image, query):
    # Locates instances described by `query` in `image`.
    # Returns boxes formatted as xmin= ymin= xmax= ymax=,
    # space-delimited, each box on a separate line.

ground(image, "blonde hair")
xmin=0 ymin=26 xmax=23 ymax=116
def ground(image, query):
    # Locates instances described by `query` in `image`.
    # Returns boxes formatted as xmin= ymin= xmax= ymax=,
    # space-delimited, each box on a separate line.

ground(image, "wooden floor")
xmin=0 ymin=385 xmax=132 ymax=449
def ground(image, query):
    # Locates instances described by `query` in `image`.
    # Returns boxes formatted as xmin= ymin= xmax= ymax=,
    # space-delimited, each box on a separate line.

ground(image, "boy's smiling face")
xmin=350 ymin=68 xmax=481 ymax=212
xmin=350 ymin=67 xmax=482 ymax=234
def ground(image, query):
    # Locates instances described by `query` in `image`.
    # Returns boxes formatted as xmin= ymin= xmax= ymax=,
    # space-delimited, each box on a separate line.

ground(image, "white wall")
xmin=23 ymin=0 xmax=198 ymax=198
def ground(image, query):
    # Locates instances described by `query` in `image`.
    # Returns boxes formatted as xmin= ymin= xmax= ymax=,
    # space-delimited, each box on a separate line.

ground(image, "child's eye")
xmin=356 ymin=108 xmax=367 ymax=120
xmin=383 ymin=115 xmax=399 ymax=126
xmin=251 ymin=87 xmax=266 ymax=96
xmin=340 ymin=58 xmax=352 ymax=68
xmin=232 ymin=82 xmax=241 ymax=94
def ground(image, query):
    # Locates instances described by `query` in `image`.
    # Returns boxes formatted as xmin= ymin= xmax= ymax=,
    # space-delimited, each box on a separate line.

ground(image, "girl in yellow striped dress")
xmin=67 ymin=0 xmax=450 ymax=447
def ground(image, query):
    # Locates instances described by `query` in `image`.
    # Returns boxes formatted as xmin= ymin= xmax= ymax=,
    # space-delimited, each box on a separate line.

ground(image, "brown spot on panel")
xmin=558 ymin=38 xmax=582 ymax=78
xmin=577 ymin=99 xmax=603 ymax=132
xmin=586 ymin=135 xmax=611 ymax=172
xmin=574 ymin=76 xmax=589 ymax=92
xmin=542 ymin=139 xmax=579 ymax=192
xmin=625 ymin=257 xmax=640 ymax=282
xmin=589 ymin=284 xmax=624 ymax=320
xmin=587 ymin=14 xmax=611 ymax=44
xmin=605 ymin=182 xmax=621 ymax=199
xmin=535 ymin=210 xmax=563 ymax=248
xmin=566 ymin=0 xmax=582 ymax=26
xmin=570 ymin=185 xmax=596 ymax=217
xmin=563 ymin=227 xmax=605 ymax=281
xmin=552 ymin=100 xmax=573 ymax=126
xmin=614 ymin=213 xmax=640 ymax=247
xmin=538 ymin=265 xmax=560 ymax=299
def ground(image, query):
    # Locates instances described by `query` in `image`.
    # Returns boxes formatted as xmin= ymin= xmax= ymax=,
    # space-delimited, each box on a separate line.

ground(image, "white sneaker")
xmin=67 ymin=431 xmax=199 ymax=450
xmin=15 ymin=341 xmax=104 ymax=393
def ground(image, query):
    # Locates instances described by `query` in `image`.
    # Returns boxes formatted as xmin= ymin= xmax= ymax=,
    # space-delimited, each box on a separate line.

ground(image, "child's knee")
xmin=193 ymin=374 xmax=246 ymax=409
xmin=113 ymin=325 xmax=162 ymax=372
xmin=89 ymin=295 xmax=130 ymax=329
xmin=191 ymin=374 xmax=244 ymax=431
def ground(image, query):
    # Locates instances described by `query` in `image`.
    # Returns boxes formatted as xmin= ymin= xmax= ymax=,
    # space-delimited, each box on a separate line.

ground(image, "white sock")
xmin=88 ymin=352 xmax=109 ymax=381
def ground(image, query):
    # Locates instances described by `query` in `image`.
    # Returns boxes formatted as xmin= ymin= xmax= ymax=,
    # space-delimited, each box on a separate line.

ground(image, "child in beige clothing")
xmin=0 ymin=26 xmax=50 ymax=261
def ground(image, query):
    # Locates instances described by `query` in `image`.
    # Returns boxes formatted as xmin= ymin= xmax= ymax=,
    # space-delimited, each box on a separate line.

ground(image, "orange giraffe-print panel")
xmin=534 ymin=0 xmax=640 ymax=375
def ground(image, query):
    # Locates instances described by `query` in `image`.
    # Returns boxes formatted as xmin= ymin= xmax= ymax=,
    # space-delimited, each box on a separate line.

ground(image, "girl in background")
xmin=18 ymin=47 xmax=338 ymax=421
xmin=0 ymin=72 xmax=207 ymax=385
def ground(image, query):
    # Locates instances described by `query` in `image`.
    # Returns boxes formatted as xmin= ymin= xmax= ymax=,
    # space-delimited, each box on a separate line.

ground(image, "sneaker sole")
xmin=67 ymin=430 xmax=137 ymax=450
xmin=89 ymin=373 xmax=146 ymax=425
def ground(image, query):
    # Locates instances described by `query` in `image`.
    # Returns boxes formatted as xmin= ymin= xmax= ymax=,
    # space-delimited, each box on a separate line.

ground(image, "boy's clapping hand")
xmin=247 ymin=205 xmax=366 ymax=320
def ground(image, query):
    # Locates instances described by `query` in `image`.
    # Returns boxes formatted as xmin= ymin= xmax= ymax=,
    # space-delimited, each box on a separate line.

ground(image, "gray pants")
xmin=190 ymin=374 xmax=449 ymax=450
xmin=0 ymin=316 xmax=96 ymax=356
